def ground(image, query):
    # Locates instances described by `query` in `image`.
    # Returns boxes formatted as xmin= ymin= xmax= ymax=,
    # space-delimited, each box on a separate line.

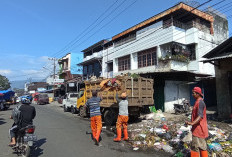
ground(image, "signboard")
xmin=53 ymin=79 xmax=64 ymax=83
xmin=69 ymin=83 xmax=75 ymax=87
xmin=37 ymin=88 xmax=46 ymax=92
xmin=53 ymin=79 xmax=64 ymax=85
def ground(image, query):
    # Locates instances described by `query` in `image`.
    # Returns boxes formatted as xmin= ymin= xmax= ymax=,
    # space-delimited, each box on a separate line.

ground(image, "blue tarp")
xmin=20 ymin=95 xmax=33 ymax=101
xmin=0 ymin=90 xmax=15 ymax=100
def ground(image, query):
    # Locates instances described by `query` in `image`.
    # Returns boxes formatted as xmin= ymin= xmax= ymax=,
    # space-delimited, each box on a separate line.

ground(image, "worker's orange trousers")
xmin=116 ymin=115 xmax=129 ymax=129
xmin=91 ymin=115 xmax=102 ymax=141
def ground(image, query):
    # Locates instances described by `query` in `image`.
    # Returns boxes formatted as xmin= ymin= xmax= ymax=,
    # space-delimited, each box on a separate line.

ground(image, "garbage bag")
xmin=163 ymin=132 xmax=172 ymax=140
xmin=162 ymin=145 xmax=174 ymax=154
xmin=182 ymin=132 xmax=192 ymax=143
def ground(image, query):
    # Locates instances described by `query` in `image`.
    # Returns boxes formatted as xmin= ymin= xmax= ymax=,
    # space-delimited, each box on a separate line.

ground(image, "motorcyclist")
xmin=9 ymin=100 xmax=36 ymax=146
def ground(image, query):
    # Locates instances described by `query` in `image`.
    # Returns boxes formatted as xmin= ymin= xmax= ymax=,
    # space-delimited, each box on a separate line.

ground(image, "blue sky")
xmin=0 ymin=0 xmax=231 ymax=81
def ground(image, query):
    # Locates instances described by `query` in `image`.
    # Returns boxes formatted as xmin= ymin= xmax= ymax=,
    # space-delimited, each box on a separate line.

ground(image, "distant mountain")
xmin=10 ymin=79 xmax=45 ymax=90
xmin=10 ymin=80 xmax=27 ymax=89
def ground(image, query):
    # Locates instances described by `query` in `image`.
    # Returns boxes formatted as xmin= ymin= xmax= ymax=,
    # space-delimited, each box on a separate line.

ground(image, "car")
xmin=36 ymin=94 xmax=49 ymax=105
xmin=63 ymin=93 xmax=78 ymax=114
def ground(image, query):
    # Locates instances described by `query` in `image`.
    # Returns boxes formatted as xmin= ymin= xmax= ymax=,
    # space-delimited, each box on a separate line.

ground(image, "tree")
xmin=0 ymin=74 xmax=11 ymax=90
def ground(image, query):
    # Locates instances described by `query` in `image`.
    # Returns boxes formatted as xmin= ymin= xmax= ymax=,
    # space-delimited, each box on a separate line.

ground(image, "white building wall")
xmin=131 ymin=53 xmax=138 ymax=70
xmin=164 ymin=81 xmax=189 ymax=113
xmin=172 ymin=27 xmax=186 ymax=44
xmin=102 ymin=46 xmax=114 ymax=78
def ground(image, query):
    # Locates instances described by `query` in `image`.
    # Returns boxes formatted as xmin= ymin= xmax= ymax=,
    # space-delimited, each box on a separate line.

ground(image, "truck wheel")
xmin=79 ymin=106 xmax=86 ymax=118
xmin=104 ymin=109 xmax=117 ymax=126
xmin=71 ymin=107 xmax=77 ymax=114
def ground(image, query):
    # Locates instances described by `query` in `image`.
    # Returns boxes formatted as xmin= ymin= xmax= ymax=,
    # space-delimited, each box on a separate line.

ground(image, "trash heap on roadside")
xmin=128 ymin=108 xmax=232 ymax=157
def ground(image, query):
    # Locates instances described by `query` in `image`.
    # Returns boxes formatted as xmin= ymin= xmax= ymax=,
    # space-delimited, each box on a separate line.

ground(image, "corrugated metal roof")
xmin=112 ymin=2 xmax=214 ymax=41
xmin=202 ymin=53 xmax=232 ymax=62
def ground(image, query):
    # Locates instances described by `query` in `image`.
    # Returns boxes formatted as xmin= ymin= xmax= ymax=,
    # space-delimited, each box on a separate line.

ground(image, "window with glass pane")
xmin=147 ymin=53 xmax=151 ymax=66
xmin=118 ymin=55 xmax=130 ymax=71
xmin=138 ymin=47 xmax=157 ymax=68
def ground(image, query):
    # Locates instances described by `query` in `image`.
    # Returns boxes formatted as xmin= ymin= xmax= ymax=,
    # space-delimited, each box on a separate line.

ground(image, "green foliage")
xmin=129 ymin=73 xmax=140 ymax=80
xmin=0 ymin=75 xmax=11 ymax=90
xmin=159 ymin=54 xmax=190 ymax=63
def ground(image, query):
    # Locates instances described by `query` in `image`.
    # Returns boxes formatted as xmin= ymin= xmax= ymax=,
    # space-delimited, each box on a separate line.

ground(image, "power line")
xmin=12 ymin=0 xmax=224 ymax=80
xmin=70 ymin=0 xmax=138 ymax=53
xmin=49 ymin=0 xmax=127 ymax=58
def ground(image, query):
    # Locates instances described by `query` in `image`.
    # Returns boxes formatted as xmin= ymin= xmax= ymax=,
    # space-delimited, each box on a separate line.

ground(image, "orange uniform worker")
xmin=85 ymin=90 xmax=102 ymax=145
xmin=186 ymin=87 xmax=208 ymax=157
xmin=114 ymin=91 xmax=129 ymax=142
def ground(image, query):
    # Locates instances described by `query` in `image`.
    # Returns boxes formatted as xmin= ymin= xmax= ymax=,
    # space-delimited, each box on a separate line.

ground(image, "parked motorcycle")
xmin=174 ymin=99 xmax=190 ymax=114
xmin=12 ymin=125 xmax=37 ymax=157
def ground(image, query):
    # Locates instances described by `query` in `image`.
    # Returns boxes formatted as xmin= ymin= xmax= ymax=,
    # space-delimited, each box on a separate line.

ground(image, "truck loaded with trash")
xmin=0 ymin=90 xmax=15 ymax=111
xmin=76 ymin=75 xmax=154 ymax=126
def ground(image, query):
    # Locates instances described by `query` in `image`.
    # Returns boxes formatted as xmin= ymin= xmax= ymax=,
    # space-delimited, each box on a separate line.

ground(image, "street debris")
xmin=126 ymin=109 xmax=232 ymax=157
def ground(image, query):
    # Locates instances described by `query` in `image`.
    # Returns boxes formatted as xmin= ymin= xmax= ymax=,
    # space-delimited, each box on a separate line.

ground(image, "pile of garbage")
xmin=128 ymin=109 xmax=232 ymax=157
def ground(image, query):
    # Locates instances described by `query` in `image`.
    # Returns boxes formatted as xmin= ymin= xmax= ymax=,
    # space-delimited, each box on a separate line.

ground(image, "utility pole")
xmin=48 ymin=58 xmax=58 ymax=99
xmin=48 ymin=58 xmax=58 ymax=80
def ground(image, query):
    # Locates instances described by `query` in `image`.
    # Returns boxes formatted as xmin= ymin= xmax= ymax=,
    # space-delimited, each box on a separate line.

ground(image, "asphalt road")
xmin=0 ymin=102 xmax=170 ymax=157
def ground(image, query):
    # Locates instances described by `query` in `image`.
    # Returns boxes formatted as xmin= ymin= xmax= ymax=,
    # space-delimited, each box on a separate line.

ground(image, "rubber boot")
xmin=114 ymin=128 xmax=121 ymax=142
xmin=92 ymin=132 xmax=96 ymax=141
xmin=123 ymin=128 xmax=128 ymax=141
xmin=191 ymin=150 xmax=200 ymax=157
xmin=200 ymin=150 xmax=208 ymax=157
xmin=94 ymin=130 xmax=101 ymax=146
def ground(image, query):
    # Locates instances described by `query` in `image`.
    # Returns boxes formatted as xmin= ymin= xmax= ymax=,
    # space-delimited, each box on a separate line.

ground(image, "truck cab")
xmin=63 ymin=92 xmax=78 ymax=114
xmin=76 ymin=89 xmax=87 ymax=117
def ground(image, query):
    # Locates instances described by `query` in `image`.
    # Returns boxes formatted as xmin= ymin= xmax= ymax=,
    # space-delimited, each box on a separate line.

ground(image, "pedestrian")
xmin=114 ymin=90 xmax=129 ymax=142
xmin=85 ymin=90 xmax=102 ymax=146
xmin=186 ymin=87 xmax=208 ymax=157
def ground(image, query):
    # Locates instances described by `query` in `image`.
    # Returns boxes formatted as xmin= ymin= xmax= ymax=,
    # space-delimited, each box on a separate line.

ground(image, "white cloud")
xmin=0 ymin=54 xmax=54 ymax=81
xmin=0 ymin=69 xmax=12 ymax=75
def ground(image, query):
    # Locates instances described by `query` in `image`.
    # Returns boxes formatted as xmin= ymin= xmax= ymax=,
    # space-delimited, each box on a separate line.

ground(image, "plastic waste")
xmin=163 ymin=132 xmax=172 ymax=140
xmin=149 ymin=106 xmax=157 ymax=113
xmin=208 ymin=143 xmax=223 ymax=152
xmin=133 ymin=147 xmax=139 ymax=151
xmin=182 ymin=132 xmax=192 ymax=143
xmin=139 ymin=134 xmax=146 ymax=138
xmin=175 ymin=152 xmax=184 ymax=157
xmin=162 ymin=145 xmax=174 ymax=154
xmin=162 ymin=124 xmax=169 ymax=131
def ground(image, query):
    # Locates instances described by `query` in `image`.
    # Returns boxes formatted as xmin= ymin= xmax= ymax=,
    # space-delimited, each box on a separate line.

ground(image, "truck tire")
xmin=103 ymin=109 xmax=117 ymax=126
xmin=79 ymin=106 xmax=86 ymax=118
xmin=71 ymin=106 xmax=77 ymax=114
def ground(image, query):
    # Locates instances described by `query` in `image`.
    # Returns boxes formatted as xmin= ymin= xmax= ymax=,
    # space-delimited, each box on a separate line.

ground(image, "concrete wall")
xmin=102 ymin=22 xmax=220 ymax=78
xmin=215 ymin=59 xmax=232 ymax=119
xmin=164 ymin=81 xmax=190 ymax=113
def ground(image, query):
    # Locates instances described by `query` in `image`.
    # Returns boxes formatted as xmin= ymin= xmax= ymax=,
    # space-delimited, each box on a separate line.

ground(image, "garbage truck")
xmin=0 ymin=90 xmax=15 ymax=110
xmin=76 ymin=75 xmax=154 ymax=125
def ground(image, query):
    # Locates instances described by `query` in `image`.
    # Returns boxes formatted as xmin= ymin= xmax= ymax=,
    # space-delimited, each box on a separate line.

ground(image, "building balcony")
xmin=114 ymin=59 xmax=188 ymax=76
xmin=83 ymin=52 xmax=103 ymax=62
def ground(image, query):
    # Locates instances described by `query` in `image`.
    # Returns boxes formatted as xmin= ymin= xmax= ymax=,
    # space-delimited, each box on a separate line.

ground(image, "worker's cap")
xmin=121 ymin=92 xmax=127 ymax=98
xmin=192 ymin=87 xmax=203 ymax=97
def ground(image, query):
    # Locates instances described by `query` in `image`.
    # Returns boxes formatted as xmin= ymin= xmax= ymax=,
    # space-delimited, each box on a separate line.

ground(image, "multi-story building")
xmin=81 ymin=2 xmax=228 ymax=112
xmin=79 ymin=40 xmax=107 ymax=79
xmin=58 ymin=53 xmax=83 ymax=80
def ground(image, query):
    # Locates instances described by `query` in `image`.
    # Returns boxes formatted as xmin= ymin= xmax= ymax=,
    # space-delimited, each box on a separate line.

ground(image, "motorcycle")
xmin=12 ymin=125 xmax=37 ymax=157
xmin=174 ymin=99 xmax=190 ymax=114
xmin=21 ymin=98 xmax=31 ymax=104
